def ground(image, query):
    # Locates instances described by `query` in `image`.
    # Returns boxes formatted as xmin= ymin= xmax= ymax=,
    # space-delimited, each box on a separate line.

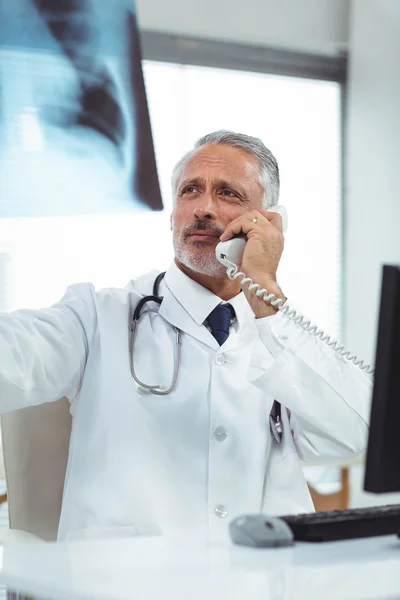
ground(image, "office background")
xmin=0 ymin=0 xmax=399 ymax=528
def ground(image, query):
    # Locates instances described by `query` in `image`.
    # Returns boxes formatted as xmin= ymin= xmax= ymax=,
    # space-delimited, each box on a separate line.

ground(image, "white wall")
xmin=344 ymin=0 xmax=400 ymax=366
xmin=345 ymin=0 xmax=400 ymax=507
xmin=136 ymin=0 xmax=350 ymax=56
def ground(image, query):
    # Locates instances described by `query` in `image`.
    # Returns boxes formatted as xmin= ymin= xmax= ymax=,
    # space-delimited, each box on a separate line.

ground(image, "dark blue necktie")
xmin=206 ymin=304 xmax=235 ymax=346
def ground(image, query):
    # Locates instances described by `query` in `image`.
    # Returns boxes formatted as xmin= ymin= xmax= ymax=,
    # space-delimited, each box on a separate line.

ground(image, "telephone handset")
xmin=215 ymin=205 xmax=373 ymax=376
xmin=215 ymin=205 xmax=288 ymax=268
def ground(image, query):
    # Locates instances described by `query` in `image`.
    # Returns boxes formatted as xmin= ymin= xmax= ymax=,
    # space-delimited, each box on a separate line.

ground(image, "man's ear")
xmin=170 ymin=213 xmax=173 ymax=231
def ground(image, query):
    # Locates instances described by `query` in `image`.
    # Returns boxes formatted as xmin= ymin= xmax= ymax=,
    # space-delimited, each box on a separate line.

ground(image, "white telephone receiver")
xmin=215 ymin=205 xmax=287 ymax=268
xmin=215 ymin=205 xmax=373 ymax=376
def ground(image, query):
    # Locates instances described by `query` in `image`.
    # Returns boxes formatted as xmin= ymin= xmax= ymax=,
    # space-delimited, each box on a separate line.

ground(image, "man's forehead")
xmin=183 ymin=145 xmax=258 ymax=177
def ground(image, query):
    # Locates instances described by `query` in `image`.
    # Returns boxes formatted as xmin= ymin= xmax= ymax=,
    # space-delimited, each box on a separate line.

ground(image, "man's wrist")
xmin=243 ymin=279 xmax=286 ymax=318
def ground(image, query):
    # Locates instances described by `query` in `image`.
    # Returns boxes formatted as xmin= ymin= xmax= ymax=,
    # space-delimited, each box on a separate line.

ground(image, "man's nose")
xmin=193 ymin=194 xmax=217 ymax=220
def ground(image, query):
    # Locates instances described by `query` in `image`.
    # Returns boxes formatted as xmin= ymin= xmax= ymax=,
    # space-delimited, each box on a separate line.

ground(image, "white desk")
xmin=0 ymin=533 xmax=399 ymax=599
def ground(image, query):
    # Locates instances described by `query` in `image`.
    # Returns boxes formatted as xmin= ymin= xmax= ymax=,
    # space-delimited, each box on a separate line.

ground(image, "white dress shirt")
xmin=0 ymin=261 xmax=372 ymax=541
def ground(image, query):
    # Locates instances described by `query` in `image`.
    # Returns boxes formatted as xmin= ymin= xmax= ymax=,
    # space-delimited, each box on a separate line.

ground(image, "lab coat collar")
xmin=163 ymin=261 xmax=248 ymax=331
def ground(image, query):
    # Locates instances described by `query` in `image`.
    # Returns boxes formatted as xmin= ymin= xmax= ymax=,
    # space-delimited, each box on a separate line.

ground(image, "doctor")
xmin=0 ymin=130 xmax=371 ymax=542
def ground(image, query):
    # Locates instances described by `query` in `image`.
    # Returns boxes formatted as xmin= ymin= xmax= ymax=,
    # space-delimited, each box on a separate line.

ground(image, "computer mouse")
xmin=229 ymin=514 xmax=295 ymax=548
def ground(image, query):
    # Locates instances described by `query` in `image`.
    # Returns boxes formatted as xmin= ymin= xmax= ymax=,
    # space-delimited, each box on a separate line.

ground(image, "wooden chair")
xmin=308 ymin=467 xmax=350 ymax=511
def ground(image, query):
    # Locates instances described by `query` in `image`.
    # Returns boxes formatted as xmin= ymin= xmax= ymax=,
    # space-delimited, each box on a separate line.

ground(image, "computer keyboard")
xmin=279 ymin=504 xmax=400 ymax=542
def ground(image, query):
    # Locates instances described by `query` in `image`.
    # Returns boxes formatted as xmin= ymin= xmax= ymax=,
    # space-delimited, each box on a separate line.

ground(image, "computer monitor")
xmin=364 ymin=264 xmax=400 ymax=494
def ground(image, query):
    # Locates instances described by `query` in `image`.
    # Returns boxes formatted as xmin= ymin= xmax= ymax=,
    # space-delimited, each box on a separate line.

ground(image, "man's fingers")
xmin=220 ymin=210 xmax=279 ymax=241
xmin=262 ymin=210 xmax=283 ymax=232
xmin=219 ymin=218 xmax=253 ymax=241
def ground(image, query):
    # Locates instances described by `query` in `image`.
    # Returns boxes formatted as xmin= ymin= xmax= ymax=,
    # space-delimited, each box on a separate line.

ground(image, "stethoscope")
xmin=130 ymin=271 xmax=181 ymax=397
xmin=130 ymin=272 xmax=283 ymax=442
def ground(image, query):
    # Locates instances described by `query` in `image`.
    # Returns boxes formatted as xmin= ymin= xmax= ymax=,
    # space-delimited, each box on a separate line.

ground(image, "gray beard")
xmin=173 ymin=237 xmax=226 ymax=278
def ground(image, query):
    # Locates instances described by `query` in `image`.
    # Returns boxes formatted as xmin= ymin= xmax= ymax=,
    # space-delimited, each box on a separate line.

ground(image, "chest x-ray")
xmin=0 ymin=0 xmax=163 ymax=217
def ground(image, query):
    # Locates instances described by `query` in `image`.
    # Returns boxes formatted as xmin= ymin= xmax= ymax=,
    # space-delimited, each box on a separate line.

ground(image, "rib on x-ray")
xmin=0 ymin=0 xmax=163 ymax=217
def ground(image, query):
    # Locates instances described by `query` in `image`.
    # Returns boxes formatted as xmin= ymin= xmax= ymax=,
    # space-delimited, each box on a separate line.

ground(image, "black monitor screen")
xmin=364 ymin=264 xmax=400 ymax=494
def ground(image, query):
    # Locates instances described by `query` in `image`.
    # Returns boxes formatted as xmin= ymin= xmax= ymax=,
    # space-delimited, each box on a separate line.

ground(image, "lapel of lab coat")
xmin=161 ymin=262 xmax=258 ymax=351
xmin=158 ymin=286 xmax=219 ymax=349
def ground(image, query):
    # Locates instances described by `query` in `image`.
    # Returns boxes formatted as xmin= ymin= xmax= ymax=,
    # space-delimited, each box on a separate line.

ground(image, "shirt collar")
xmin=163 ymin=261 xmax=249 ymax=330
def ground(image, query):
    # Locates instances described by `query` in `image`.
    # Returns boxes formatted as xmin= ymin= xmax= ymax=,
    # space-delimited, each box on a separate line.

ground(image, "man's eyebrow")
xmin=179 ymin=177 xmax=204 ymax=189
xmin=179 ymin=177 xmax=247 ymax=197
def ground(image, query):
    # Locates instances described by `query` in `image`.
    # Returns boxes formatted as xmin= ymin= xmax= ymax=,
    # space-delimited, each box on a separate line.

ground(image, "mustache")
xmin=183 ymin=221 xmax=224 ymax=237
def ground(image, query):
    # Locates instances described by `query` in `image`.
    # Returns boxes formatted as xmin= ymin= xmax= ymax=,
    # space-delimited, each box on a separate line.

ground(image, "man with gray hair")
xmin=0 ymin=130 xmax=371 ymax=542
xmin=172 ymin=130 xmax=280 ymax=209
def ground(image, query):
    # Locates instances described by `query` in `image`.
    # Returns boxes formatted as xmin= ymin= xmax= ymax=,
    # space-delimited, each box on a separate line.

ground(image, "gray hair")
xmin=171 ymin=130 xmax=280 ymax=209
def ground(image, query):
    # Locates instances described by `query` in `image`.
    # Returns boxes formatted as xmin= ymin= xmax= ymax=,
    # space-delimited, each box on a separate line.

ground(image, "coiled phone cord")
xmin=225 ymin=262 xmax=374 ymax=376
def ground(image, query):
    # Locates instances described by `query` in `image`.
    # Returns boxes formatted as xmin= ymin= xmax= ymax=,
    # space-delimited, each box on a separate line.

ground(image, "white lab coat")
xmin=0 ymin=262 xmax=372 ymax=542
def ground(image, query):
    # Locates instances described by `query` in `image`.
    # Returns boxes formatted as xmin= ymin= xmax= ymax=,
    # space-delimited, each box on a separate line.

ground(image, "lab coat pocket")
xmin=247 ymin=348 xmax=274 ymax=383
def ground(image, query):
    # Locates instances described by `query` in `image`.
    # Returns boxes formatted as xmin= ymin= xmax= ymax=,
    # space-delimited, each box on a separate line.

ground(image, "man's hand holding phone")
xmin=219 ymin=209 xmax=287 ymax=318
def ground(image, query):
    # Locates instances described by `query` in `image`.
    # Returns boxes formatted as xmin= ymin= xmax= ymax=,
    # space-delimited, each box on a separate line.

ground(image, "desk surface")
xmin=1 ymin=532 xmax=400 ymax=599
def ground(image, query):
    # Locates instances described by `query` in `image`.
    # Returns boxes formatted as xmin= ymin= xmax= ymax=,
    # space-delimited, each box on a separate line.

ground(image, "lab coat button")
xmin=214 ymin=427 xmax=227 ymax=441
xmin=214 ymin=505 xmax=228 ymax=519
xmin=280 ymin=335 xmax=288 ymax=341
xmin=215 ymin=354 xmax=226 ymax=366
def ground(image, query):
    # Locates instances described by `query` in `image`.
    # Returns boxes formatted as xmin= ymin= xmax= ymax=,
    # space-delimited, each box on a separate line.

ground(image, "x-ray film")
xmin=0 ymin=0 xmax=163 ymax=217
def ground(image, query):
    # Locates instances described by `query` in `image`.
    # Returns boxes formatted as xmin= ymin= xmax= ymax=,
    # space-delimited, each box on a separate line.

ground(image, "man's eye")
xmin=220 ymin=189 xmax=237 ymax=198
xmin=182 ymin=186 xmax=198 ymax=194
